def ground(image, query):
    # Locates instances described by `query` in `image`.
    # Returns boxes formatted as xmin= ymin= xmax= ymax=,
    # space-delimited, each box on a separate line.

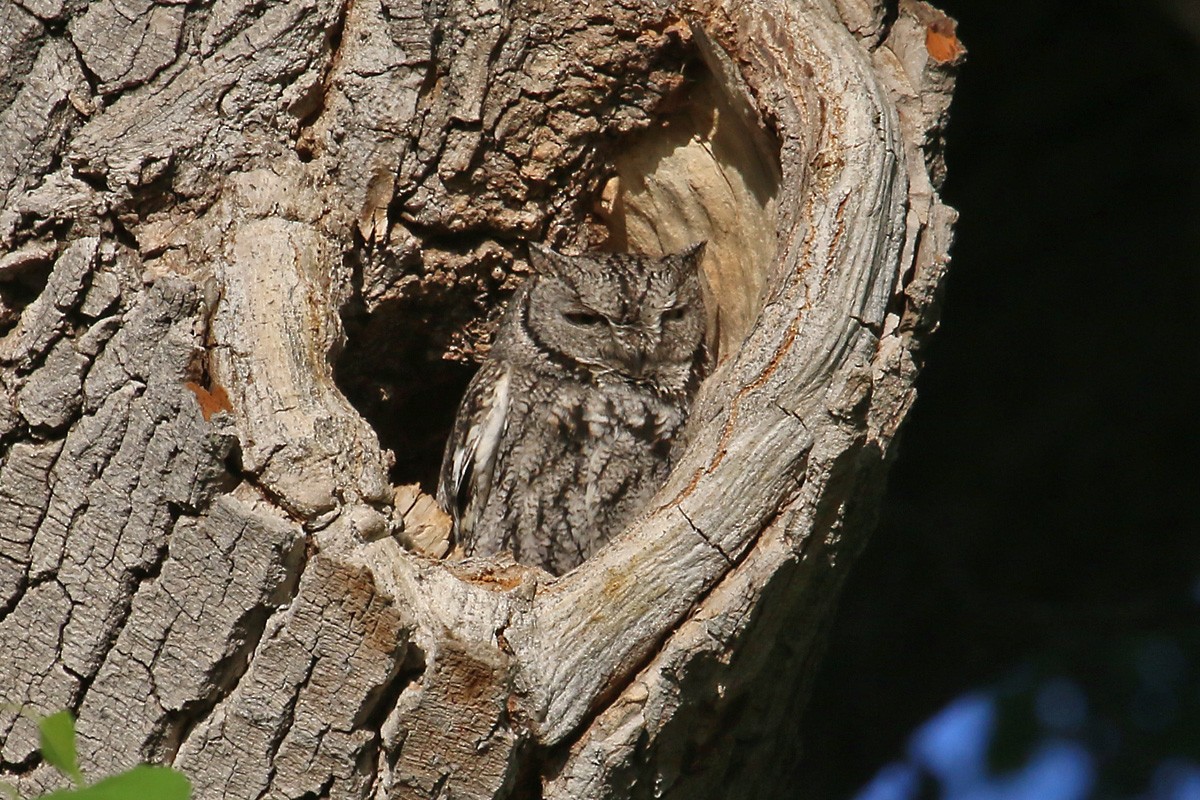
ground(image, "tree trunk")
xmin=0 ymin=0 xmax=959 ymax=795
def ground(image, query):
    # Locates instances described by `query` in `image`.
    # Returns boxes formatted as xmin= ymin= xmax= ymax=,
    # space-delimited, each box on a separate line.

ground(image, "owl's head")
xmin=522 ymin=243 xmax=707 ymax=392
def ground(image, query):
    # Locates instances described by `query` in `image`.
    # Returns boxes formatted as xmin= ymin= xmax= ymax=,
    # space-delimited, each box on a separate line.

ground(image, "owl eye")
xmin=662 ymin=306 xmax=688 ymax=322
xmin=563 ymin=310 xmax=607 ymax=326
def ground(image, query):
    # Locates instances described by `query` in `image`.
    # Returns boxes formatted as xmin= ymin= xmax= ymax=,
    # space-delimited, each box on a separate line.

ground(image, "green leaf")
xmin=38 ymin=712 xmax=83 ymax=787
xmin=0 ymin=779 xmax=19 ymax=800
xmin=39 ymin=766 xmax=190 ymax=800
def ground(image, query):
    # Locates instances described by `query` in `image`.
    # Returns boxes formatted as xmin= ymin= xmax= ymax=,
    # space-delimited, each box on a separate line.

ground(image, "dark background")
xmin=798 ymin=0 xmax=1200 ymax=796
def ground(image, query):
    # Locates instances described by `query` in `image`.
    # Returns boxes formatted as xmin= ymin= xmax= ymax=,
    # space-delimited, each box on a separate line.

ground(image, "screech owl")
xmin=437 ymin=242 xmax=708 ymax=576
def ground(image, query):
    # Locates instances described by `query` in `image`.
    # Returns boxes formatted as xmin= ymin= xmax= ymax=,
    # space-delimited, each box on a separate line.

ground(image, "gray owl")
xmin=437 ymin=242 xmax=708 ymax=575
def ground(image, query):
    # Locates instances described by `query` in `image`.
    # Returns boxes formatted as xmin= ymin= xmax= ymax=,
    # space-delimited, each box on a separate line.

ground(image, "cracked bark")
xmin=0 ymin=0 xmax=960 ymax=796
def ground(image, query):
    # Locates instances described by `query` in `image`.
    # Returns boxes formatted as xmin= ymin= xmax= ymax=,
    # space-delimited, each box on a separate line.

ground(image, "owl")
xmin=437 ymin=242 xmax=708 ymax=575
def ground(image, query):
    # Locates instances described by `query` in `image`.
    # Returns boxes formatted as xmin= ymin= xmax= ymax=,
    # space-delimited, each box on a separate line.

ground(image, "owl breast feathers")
xmin=437 ymin=242 xmax=708 ymax=575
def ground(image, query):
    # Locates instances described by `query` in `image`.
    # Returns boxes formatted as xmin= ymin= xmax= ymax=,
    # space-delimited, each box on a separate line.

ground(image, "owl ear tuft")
xmin=527 ymin=243 xmax=571 ymax=277
xmin=672 ymin=241 xmax=707 ymax=269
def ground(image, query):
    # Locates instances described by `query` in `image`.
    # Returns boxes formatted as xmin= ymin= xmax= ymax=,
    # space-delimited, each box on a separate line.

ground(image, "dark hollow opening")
xmin=335 ymin=293 xmax=479 ymax=493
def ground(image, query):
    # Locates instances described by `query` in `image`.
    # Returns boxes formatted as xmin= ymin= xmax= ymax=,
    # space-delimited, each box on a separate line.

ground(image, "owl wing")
xmin=437 ymin=361 xmax=512 ymax=546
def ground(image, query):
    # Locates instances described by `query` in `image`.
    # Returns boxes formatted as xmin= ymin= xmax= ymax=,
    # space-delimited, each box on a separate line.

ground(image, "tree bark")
xmin=0 ymin=0 xmax=960 ymax=796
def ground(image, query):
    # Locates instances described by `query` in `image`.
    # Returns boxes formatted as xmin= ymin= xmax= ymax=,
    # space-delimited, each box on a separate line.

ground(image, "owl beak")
xmin=614 ymin=330 xmax=655 ymax=380
xmin=618 ymin=349 xmax=647 ymax=379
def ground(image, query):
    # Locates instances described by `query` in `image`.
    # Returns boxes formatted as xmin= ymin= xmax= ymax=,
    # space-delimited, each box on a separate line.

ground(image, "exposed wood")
xmin=0 ymin=0 xmax=960 ymax=796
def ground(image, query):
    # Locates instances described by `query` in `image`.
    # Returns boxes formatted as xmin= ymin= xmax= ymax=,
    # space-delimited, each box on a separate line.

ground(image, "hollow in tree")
xmin=0 ymin=0 xmax=961 ymax=796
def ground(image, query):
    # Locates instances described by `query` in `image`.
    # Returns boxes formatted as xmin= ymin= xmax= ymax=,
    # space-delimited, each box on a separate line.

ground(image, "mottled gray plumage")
xmin=437 ymin=243 xmax=708 ymax=575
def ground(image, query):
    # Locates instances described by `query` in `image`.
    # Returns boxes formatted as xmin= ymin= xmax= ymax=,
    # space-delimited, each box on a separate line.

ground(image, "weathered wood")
xmin=0 ymin=0 xmax=960 ymax=795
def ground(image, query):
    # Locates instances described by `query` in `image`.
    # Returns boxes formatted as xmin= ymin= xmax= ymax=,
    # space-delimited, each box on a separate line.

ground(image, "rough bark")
xmin=0 ymin=0 xmax=960 ymax=796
